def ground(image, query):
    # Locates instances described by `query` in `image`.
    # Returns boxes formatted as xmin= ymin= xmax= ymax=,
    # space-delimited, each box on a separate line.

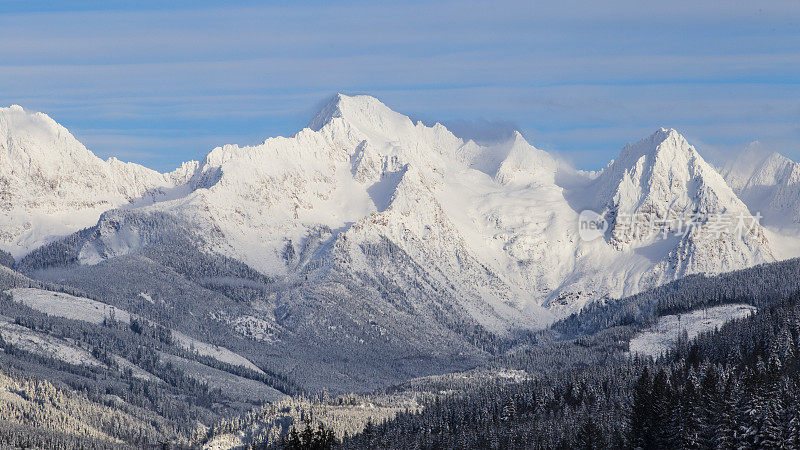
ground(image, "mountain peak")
xmin=654 ymin=126 xmax=679 ymax=137
xmin=0 ymin=105 xmax=177 ymax=257
xmin=595 ymin=126 xmax=746 ymax=228
xmin=309 ymin=94 xmax=402 ymax=131
xmin=0 ymin=104 xmax=96 ymax=171
xmin=607 ymin=127 xmax=695 ymax=175
xmin=1 ymin=104 xmax=54 ymax=128
xmin=308 ymin=93 xmax=348 ymax=130
xmin=629 ymin=127 xmax=685 ymax=153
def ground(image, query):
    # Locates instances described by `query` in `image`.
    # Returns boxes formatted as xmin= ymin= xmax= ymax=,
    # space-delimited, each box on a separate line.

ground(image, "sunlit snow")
xmin=629 ymin=304 xmax=756 ymax=357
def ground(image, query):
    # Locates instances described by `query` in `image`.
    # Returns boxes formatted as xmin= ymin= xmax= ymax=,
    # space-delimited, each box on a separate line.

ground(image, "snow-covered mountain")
xmin=585 ymin=128 xmax=772 ymax=284
xmin=720 ymin=142 xmax=800 ymax=260
xmin=0 ymin=95 xmax=788 ymax=329
xmin=0 ymin=105 xmax=193 ymax=258
xmin=722 ymin=142 xmax=800 ymax=228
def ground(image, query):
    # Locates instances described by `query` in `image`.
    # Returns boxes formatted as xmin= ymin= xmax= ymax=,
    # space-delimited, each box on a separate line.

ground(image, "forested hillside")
xmin=0 ymin=263 xmax=292 ymax=447
xmin=342 ymin=287 xmax=800 ymax=448
xmin=554 ymin=257 xmax=800 ymax=337
xmin=3 ymin=245 xmax=800 ymax=447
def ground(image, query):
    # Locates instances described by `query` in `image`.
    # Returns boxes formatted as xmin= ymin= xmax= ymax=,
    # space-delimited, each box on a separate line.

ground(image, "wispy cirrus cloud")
xmin=0 ymin=0 xmax=798 ymax=171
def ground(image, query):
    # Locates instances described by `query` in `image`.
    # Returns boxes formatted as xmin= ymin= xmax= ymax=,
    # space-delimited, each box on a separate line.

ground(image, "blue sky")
xmin=1 ymin=0 xmax=798 ymax=172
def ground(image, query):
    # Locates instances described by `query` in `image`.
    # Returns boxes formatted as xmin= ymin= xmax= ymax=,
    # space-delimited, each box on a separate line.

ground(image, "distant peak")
xmin=744 ymin=140 xmax=762 ymax=149
xmin=504 ymin=130 xmax=534 ymax=151
xmin=307 ymin=93 xmax=415 ymax=136
xmin=619 ymin=127 xmax=691 ymax=161
xmin=0 ymin=104 xmax=60 ymax=128
xmin=0 ymin=105 xmax=34 ymax=121
xmin=0 ymin=105 xmax=67 ymax=141
xmin=308 ymin=93 xmax=394 ymax=131
xmin=649 ymin=127 xmax=682 ymax=143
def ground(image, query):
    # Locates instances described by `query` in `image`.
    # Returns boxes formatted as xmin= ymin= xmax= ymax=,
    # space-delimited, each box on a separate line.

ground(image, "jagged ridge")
xmin=0 ymin=96 xmax=787 ymax=328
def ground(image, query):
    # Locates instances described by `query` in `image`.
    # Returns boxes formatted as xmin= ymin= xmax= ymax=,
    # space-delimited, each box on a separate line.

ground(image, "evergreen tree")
xmin=629 ymin=366 xmax=653 ymax=449
xmin=575 ymin=418 xmax=603 ymax=449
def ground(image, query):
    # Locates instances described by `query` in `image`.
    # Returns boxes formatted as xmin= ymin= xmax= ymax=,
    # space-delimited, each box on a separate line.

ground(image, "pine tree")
xmin=575 ymin=418 xmax=603 ymax=449
xmin=681 ymin=378 xmax=704 ymax=449
xmin=699 ymin=365 xmax=723 ymax=447
xmin=736 ymin=385 xmax=759 ymax=450
xmin=716 ymin=375 xmax=739 ymax=450
xmin=758 ymin=392 xmax=784 ymax=449
xmin=651 ymin=369 xmax=673 ymax=448
xmin=629 ymin=366 xmax=653 ymax=450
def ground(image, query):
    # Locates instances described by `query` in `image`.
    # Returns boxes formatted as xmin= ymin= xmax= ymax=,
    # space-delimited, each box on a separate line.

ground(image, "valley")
xmin=2 ymin=96 xmax=800 ymax=447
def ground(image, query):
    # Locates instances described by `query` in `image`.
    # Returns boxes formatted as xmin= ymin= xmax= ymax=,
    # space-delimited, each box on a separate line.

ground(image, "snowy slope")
xmin=7 ymin=287 xmax=133 ymax=325
xmin=720 ymin=143 xmax=800 ymax=260
xmin=722 ymin=142 xmax=800 ymax=228
xmin=157 ymin=352 xmax=285 ymax=403
xmin=722 ymin=143 xmax=800 ymax=227
xmin=0 ymin=105 xmax=187 ymax=258
xmin=629 ymin=304 xmax=756 ymax=357
xmin=2 ymin=96 xmax=786 ymax=330
xmin=5 ymin=287 xmax=264 ymax=373
xmin=0 ymin=315 xmax=106 ymax=368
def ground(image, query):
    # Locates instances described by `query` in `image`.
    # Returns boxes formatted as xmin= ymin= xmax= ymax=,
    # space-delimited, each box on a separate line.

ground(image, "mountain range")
xmin=2 ymin=94 xmax=799 ymax=390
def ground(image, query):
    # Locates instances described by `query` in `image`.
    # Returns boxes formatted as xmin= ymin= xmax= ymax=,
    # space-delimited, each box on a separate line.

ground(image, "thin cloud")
xmin=0 ymin=1 xmax=797 ymax=170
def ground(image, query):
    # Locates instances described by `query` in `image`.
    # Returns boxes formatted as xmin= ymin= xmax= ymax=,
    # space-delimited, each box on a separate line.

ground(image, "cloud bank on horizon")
xmin=1 ymin=0 xmax=798 ymax=171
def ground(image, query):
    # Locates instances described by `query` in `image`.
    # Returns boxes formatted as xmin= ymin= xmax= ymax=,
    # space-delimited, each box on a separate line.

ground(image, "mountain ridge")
xmin=1 ymin=95 xmax=793 ymax=328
